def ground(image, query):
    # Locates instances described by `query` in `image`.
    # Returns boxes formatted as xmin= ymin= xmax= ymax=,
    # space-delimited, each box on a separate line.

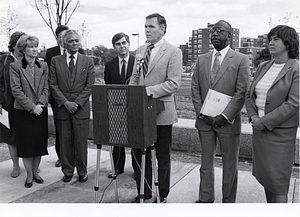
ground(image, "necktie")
xmin=69 ymin=55 xmax=74 ymax=73
xmin=211 ymin=52 xmax=221 ymax=84
xmin=121 ymin=59 xmax=126 ymax=83
xmin=143 ymin=43 xmax=154 ymax=77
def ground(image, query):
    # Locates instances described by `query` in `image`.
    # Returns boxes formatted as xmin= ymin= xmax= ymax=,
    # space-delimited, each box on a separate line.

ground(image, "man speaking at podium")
xmin=129 ymin=13 xmax=182 ymax=203
xmin=104 ymin=32 xmax=136 ymax=179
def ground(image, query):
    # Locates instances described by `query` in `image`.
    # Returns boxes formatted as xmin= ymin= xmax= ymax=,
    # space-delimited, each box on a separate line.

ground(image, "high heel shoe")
xmin=24 ymin=180 xmax=33 ymax=188
xmin=33 ymin=176 xmax=44 ymax=184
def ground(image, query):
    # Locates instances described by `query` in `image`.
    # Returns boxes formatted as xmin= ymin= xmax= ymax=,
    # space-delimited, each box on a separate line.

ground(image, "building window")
xmin=198 ymin=39 xmax=202 ymax=43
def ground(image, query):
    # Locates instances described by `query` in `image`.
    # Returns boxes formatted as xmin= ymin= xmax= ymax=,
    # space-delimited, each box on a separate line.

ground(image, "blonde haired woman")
xmin=10 ymin=35 xmax=49 ymax=188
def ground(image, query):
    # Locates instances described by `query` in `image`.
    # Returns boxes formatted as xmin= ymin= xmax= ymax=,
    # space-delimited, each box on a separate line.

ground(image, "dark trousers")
xmin=55 ymin=116 xmax=89 ymax=177
xmin=112 ymin=146 xmax=137 ymax=173
xmin=133 ymin=125 xmax=172 ymax=198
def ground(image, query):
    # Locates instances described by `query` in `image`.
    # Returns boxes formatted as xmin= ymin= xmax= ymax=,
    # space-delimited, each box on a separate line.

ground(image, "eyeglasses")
xmin=209 ymin=28 xmax=228 ymax=35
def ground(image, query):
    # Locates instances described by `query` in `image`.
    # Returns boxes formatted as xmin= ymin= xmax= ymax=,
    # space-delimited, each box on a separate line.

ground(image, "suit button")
xmin=266 ymin=101 xmax=269 ymax=104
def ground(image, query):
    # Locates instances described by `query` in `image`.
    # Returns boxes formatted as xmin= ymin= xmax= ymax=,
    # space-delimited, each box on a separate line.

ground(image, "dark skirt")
xmin=252 ymin=127 xmax=297 ymax=194
xmin=14 ymin=108 xmax=48 ymax=158
xmin=0 ymin=108 xmax=17 ymax=146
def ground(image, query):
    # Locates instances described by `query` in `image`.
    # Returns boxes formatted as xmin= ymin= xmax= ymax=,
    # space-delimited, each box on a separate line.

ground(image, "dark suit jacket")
xmin=104 ymin=55 xmax=134 ymax=84
xmin=191 ymin=48 xmax=250 ymax=134
xmin=49 ymin=53 xmax=94 ymax=120
xmin=0 ymin=54 xmax=15 ymax=111
xmin=245 ymin=58 xmax=299 ymax=130
xmin=10 ymin=58 xmax=49 ymax=111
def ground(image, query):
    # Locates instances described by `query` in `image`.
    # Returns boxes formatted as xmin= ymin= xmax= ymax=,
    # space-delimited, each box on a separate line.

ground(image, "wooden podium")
xmin=92 ymin=84 xmax=163 ymax=203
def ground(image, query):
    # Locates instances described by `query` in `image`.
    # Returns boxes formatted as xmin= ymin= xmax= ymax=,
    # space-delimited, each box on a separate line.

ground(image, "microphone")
xmin=137 ymin=57 xmax=145 ymax=72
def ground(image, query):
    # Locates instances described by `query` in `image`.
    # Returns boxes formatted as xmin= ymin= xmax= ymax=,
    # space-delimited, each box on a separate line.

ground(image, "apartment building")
xmin=180 ymin=23 xmax=240 ymax=65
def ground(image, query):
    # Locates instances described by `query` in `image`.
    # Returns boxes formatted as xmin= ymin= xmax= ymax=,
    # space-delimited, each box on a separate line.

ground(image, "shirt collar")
xmin=60 ymin=46 xmax=65 ymax=55
xmin=119 ymin=54 xmax=129 ymax=64
xmin=10 ymin=52 xmax=18 ymax=61
xmin=150 ymin=37 xmax=164 ymax=48
xmin=213 ymin=45 xmax=229 ymax=57
xmin=66 ymin=52 xmax=78 ymax=60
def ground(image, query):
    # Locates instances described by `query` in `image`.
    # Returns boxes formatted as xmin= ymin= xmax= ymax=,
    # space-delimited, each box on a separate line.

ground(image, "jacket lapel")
xmin=34 ymin=64 xmax=43 ymax=93
xmin=147 ymin=41 xmax=167 ymax=75
xmin=271 ymin=59 xmax=294 ymax=87
xmin=212 ymin=49 xmax=234 ymax=87
xmin=57 ymin=54 xmax=71 ymax=89
xmin=205 ymin=52 xmax=213 ymax=87
xmin=21 ymin=58 xmax=35 ymax=92
xmin=252 ymin=60 xmax=274 ymax=93
xmin=112 ymin=57 xmax=121 ymax=82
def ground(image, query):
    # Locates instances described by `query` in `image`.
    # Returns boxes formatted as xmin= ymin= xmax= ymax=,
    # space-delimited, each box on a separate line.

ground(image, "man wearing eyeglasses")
xmin=104 ymin=32 xmax=136 ymax=179
xmin=191 ymin=20 xmax=250 ymax=203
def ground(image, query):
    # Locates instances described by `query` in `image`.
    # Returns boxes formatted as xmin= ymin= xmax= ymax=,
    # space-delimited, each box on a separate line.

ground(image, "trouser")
xmin=133 ymin=125 xmax=172 ymax=198
xmin=198 ymin=129 xmax=239 ymax=203
xmin=56 ymin=116 xmax=89 ymax=177
xmin=112 ymin=146 xmax=137 ymax=173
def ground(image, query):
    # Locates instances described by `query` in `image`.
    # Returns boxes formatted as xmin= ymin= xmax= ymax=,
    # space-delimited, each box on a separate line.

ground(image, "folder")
xmin=200 ymin=89 xmax=232 ymax=118
xmin=0 ymin=108 xmax=10 ymax=129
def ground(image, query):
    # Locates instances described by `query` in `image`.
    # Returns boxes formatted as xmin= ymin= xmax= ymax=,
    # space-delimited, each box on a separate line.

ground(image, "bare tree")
xmin=78 ymin=20 xmax=89 ymax=49
xmin=0 ymin=6 xmax=18 ymax=41
xmin=34 ymin=0 xmax=80 ymax=40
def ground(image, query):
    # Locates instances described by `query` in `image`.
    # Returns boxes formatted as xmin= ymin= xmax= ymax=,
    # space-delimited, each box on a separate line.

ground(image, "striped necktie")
xmin=211 ymin=51 xmax=221 ymax=84
xmin=143 ymin=43 xmax=154 ymax=77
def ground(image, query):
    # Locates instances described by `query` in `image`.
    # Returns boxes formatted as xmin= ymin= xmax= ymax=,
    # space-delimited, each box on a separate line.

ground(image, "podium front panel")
xmin=107 ymin=88 xmax=128 ymax=144
xmin=92 ymin=85 xmax=157 ymax=149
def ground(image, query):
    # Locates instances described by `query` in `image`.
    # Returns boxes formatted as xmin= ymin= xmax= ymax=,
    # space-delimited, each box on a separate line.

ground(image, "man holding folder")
xmin=191 ymin=20 xmax=250 ymax=203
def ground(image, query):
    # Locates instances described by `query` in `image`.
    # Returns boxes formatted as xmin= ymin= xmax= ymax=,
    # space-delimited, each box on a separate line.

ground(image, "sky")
xmin=0 ymin=0 xmax=299 ymax=52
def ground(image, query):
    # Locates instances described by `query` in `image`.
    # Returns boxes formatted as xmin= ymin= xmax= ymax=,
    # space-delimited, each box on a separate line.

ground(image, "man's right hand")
xmin=64 ymin=101 xmax=78 ymax=114
xmin=198 ymin=114 xmax=214 ymax=125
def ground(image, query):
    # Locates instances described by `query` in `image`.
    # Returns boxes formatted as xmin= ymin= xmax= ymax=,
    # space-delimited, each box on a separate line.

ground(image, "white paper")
xmin=200 ymin=89 xmax=232 ymax=118
xmin=0 ymin=109 xmax=10 ymax=129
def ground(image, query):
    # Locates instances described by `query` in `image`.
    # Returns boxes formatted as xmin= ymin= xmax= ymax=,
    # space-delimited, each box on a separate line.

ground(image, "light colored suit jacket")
xmin=245 ymin=58 xmax=299 ymax=130
xmin=10 ymin=58 xmax=49 ymax=112
xmin=129 ymin=40 xmax=182 ymax=125
xmin=49 ymin=53 xmax=94 ymax=120
xmin=191 ymin=48 xmax=250 ymax=134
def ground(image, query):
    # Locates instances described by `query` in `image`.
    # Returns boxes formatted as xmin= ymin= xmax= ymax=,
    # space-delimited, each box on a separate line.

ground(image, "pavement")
xmin=0 ymin=117 xmax=299 ymax=216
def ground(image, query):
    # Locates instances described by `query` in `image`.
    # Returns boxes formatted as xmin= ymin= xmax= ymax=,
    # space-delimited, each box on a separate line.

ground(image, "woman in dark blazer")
xmin=0 ymin=31 xmax=25 ymax=178
xmin=10 ymin=35 xmax=49 ymax=188
xmin=245 ymin=25 xmax=299 ymax=203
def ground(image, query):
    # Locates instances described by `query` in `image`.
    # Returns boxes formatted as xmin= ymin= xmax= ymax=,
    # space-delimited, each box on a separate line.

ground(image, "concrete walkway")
xmin=1 ymin=112 xmax=299 ymax=216
xmin=0 ymin=146 xmax=299 ymax=217
xmin=0 ymin=145 xmax=298 ymax=203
